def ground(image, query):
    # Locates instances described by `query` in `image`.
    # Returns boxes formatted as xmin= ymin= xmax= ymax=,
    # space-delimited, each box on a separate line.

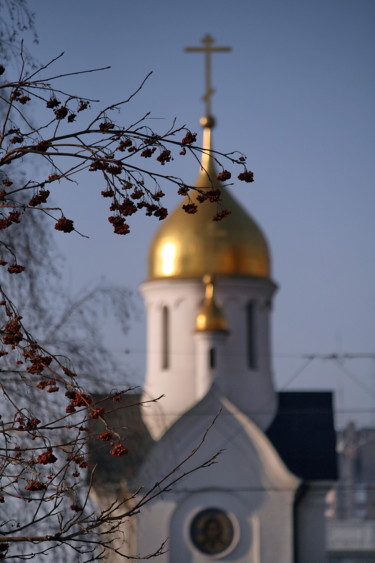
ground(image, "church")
xmin=91 ymin=36 xmax=337 ymax=562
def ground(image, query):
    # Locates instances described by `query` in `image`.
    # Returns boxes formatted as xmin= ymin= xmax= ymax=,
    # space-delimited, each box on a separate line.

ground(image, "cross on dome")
xmin=185 ymin=34 xmax=231 ymax=121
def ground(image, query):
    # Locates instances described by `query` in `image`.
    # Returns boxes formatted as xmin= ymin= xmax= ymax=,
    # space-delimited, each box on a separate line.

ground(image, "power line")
xmin=333 ymin=358 xmax=375 ymax=402
xmin=120 ymin=348 xmax=375 ymax=360
xmin=166 ymin=485 xmax=375 ymax=494
xmin=139 ymin=408 xmax=375 ymax=417
xmin=276 ymin=353 xmax=375 ymax=360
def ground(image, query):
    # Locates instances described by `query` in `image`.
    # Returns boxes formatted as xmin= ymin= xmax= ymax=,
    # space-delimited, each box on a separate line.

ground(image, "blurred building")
xmin=326 ymin=423 xmax=375 ymax=562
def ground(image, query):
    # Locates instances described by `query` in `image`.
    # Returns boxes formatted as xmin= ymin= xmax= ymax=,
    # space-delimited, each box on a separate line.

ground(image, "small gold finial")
xmin=195 ymin=275 xmax=228 ymax=332
xmin=185 ymin=34 xmax=231 ymax=121
xmin=199 ymin=115 xmax=216 ymax=129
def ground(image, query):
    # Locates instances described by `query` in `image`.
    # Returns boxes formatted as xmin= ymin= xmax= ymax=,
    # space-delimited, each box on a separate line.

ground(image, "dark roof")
xmin=267 ymin=391 xmax=337 ymax=481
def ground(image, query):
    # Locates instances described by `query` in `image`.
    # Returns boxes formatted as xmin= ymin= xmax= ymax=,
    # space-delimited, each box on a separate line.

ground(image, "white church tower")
xmin=141 ymin=118 xmax=278 ymax=439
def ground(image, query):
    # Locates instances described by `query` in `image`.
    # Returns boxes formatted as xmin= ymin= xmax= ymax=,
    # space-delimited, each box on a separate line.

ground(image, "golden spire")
xmin=195 ymin=275 xmax=228 ymax=332
xmin=185 ymin=34 xmax=231 ymax=120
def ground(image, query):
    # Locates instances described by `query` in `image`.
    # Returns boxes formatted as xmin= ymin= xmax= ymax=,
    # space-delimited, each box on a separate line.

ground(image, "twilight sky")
xmin=20 ymin=0 xmax=375 ymax=428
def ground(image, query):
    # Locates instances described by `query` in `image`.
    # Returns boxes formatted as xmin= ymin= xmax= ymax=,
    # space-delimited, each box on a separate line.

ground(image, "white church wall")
xmin=136 ymin=473 xmax=297 ymax=562
xmin=296 ymin=482 xmax=331 ymax=563
xmin=135 ymin=458 xmax=297 ymax=562
xmin=141 ymin=279 xmax=203 ymax=439
xmin=134 ymin=392 xmax=300 ymax=562
xmin=194 ymin=331 xmax=228 ymax=399
xmin=256 ymin=490 xmax=295 ymax=562
xmin=135 ymin=498 xmax=176 ymax=559
xmin=141 ymin=276 xmax=278 ymax=440
xmin=214 ymin=278 xmax=278 ymax=430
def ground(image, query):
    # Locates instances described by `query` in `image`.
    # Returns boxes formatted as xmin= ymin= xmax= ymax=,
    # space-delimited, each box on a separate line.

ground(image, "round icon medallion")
xmin=190 ymin=508 xmax=235 ymax=556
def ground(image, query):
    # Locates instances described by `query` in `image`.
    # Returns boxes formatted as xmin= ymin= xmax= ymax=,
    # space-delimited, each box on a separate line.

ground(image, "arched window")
xmin=161 ymin=306 xmax=170 ymax=370
xmin=209 ymin=347 xmax=216 ymax=370
xmin=246 ymin=302 xmax=257 ymax=370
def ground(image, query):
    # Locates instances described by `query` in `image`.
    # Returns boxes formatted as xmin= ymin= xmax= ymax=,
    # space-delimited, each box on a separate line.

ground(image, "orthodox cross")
xmin=185 ymin=34 xmax=231 ymax=118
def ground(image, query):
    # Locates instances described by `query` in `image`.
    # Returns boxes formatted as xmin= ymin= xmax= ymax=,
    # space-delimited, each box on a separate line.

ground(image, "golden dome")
xmin=195 ymin=275 xmax=228 ymax=332
xmin=147 ymin=126 xmax=270 ymax=281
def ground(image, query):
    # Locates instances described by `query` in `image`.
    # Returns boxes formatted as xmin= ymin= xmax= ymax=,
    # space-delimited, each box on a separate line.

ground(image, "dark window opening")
xmin=162 ymin=306 xmax=169 ymax=370
xmin=247 ymin=303 xmax=257 ymax=370
xmin=209 ymin=347 xmax=216 ymax=370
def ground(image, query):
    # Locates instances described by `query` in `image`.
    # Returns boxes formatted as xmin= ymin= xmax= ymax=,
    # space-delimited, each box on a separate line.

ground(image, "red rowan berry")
xmin=238 ymin=170 xmax=254 ymax=183
xmin=46 ymin=97 xmax=60 ymax=109
xmin=181 ymin=131 xmax=197 ymax=145
xmin=110 ymin=444 xmax=128 ymax=456
xmin=8 ymin=264 xmax=25 ymax=274
xmin=54 ymin=106 xmax=68 ymax=120
xmin=55 ymin=218 xmax=74 ymax=233
xmin=98 ymin=432 xmax=112 ymax=441
xmin=217 ymin=170 xmax=231 ymax=181
xmin=182 ymin=203 xmax=198 ymax=214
